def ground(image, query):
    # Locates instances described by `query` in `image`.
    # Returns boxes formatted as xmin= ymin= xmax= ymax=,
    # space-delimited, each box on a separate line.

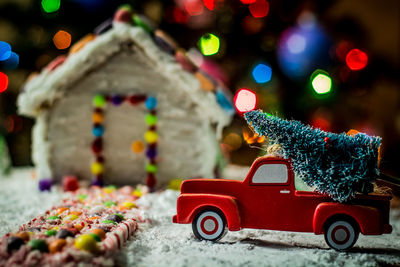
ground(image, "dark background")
xmin=0 ymin=0 xmax=399 ymax=179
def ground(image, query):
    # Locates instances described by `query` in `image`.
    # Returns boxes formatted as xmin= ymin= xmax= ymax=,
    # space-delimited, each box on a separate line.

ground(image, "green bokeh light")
xmin=41 ymin=0 xmax=61 ymax=13
xmin=199 ymin=33 xmax=220 ymax=56
xmin=310 ymin=69 xmax=332 ymax=95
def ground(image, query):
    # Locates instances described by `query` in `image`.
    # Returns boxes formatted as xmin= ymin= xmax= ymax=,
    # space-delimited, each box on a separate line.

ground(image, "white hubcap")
xmin=196 ymin=211 xmax=224 ymax=240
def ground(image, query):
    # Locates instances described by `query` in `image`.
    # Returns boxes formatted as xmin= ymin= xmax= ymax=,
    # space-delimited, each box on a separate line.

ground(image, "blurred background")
xmin=0 ymin=0 xmax=399 ymax=180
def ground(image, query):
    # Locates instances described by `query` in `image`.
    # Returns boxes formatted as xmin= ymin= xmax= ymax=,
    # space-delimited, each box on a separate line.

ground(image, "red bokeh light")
xmin=249 ymin=0 xmax=269 ymax=18
xmin=311 ymin=117 xmax=331 ymax=132
xmin=346 ymin=49 xmax=368 ymax=71
xmin=203 ymin=0 xmax=215 ymax=10
xmin=0 ymin=72 xmax=8 ymax=93
xmin=185 ymin=0 xmax=204 ymax=16
xmin=240 ymin=0 xmax=257 ymax=4
xmin=172 ymin=7 xmax=190 ymax=24
xmin=234 ymin=88 xmax=257 ymax=113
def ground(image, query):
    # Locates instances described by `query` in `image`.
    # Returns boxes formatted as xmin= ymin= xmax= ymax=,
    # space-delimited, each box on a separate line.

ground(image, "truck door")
xmin=244 ymin=161 xmax=296 ymax=231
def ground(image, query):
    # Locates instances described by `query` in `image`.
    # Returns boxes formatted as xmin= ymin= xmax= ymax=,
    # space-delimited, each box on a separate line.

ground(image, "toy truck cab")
xmin=173 ymin=156 xmax=392 ymax=251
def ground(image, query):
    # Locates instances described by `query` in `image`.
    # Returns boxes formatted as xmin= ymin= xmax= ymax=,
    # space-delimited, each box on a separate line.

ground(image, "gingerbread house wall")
xmin=39 ymin=44 xmax=219 ymax=186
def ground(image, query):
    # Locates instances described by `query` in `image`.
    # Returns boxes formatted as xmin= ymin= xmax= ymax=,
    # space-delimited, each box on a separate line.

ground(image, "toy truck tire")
xmin=192 ymin=209 xmax=227 ymax=241
xmin=324 ymin=217 xmax=360 ymax=251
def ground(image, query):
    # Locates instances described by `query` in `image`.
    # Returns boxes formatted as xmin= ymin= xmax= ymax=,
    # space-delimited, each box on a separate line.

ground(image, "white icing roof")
xmin=18 ymin=21 xmax=232 ymax=133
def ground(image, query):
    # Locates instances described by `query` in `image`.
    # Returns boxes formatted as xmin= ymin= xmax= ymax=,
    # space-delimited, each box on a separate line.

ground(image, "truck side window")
xmin=252 ymin=164 xmax=288 ymax=184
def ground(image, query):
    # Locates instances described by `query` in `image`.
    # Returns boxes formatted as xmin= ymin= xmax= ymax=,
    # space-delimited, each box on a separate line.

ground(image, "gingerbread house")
xmin=17 ymin=7 xmax=233 ymax=187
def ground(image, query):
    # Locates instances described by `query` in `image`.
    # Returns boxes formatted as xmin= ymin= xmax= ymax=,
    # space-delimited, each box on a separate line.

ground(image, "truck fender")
xmin=176 ymin=193 xmax=241 ymax=231
xmin=313 ymin=202 xmax=382 ymax=235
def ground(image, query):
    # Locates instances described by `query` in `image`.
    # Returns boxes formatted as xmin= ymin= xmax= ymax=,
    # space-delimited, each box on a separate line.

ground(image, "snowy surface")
xmin=1 ymin=168 xmax=400 ymax=267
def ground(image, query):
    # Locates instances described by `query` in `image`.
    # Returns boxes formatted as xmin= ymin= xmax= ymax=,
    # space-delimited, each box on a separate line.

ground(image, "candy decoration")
xmin=146 ymin=147 xmax=157 ymax=159
xmin=74 ymin=234 xmax=98 ymax=253
xmin=195 ymin=71 xmax=216 ymax=92
xmin=93 ymin=94 xmax=106 ymax=108
xmin=47 ymin=216 xmax=60 ymax=220
xmin=56 ymin=207 xmax=68 ymax=215
xmin=104 ymin=200 xmax=116 ymax=208
xmin=131 ymin=140 xmax=145 ymax=153
xmin=146 ymin=174 xmax=156 ymax=188
xmin=92 ymin=113 xmax=104 ymax=125
xmin=111 ymin=95 xmax=124 ymax=106
xmin=122 ymin=201 xmax=136 ymax=209
xmin=145 ymin=97 xmax=157 ymax=110
xmin=104 ymin=214 xmax=123 ymax=223
xmin=49 ymin=239 xmax=66 ymax=253
xmin=175 ymin=50 xmax=197 ymax=72
xmin=69 ymin=34 xmax=95 ymax=54
xmin=145 ymin=114 xmax=157 ymax=126
xmin=128 ymin=95 xmax=146 ymax=105
xmin=38 ymin=178 xmax=52 ymax=191
xmin=91 ymin=162 xmax=104 ymax=175
xmin=146 ymin=163 xmax=158 ymax=173
xmin=92 ymin=125 xmax=104 ymax=137
xmin=56 ymin=229 xmax=75 ymax=239
xmin=64 ymin=214 xmax=79 ymax=221
xmin=89 ymin=229 xmax=106 ymax=240
xmin=132 ymin=14 xmax=154 ymax=33
xmin=7 ymin=237 xmax=24 ymax=253
xmin=89 ymin=233 xmax=101 ymax=242
xmin=114 ymin=8 xmax=132 ymax=23
xmin=102 ymin=220 xmax=117 ymax=225
xmin=46 ymin=55 xmax=66 ymax=71
xmin=28 ymin=239 xmax=48 ymax=252
xmin=94 ymin=18 xmax=113 ymax=35
xmin=92 ymin=138 xmax=102 ymax=154
xmin=216 ymin=89 xmax=234 ymax=114
xmin=62 ymin=175 xmax=79 ymax=192
xmin=45 ymin=230 xmax=57 ymax=236
xmin=90 ymin=94 xmax=158 ymax=188
xmin=14 ymin=232 xmax=30 ymax=242
xmin=154 ymin=30 xmax=177 ymax=55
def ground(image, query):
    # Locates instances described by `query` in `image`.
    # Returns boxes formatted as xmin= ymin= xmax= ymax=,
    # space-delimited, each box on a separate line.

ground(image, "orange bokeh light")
xmin=53 ymin=30 xmax=72 ymax=50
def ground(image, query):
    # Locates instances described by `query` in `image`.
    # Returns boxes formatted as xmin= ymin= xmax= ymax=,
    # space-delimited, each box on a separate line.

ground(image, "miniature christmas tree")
xmin=244 ymin=110 xmax=381 ymax=202
xmin=0 ymin=134 xmax=11 ymax=176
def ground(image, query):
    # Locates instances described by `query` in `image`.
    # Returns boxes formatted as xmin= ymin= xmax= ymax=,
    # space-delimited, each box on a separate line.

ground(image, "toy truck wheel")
xmin=324 ymin=219 xmax=359 ymax=251
xmin=192 ymin=210 xmax=227 ymax=242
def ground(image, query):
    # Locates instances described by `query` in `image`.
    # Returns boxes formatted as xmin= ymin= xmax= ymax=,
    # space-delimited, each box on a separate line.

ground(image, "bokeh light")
xmin=234 ymin=88 xmax=257 ymax=113
xmin=277 ymin=25 xmax=331 ymax=79
xmin=185 ymin=0 xmax=204 ymax=16
xmin=346 ymin=48 xmax=368 ymax=71
xmin=53 ymin=30 xmax=72 ymax=50
xmin=287 ymin=34 xmax=306 ymax=54
xmin=0 ymin=41 xmax=11 ymax=61
xmin=41 ymin=0 xmax=60 ymax=13
xmin=310 ymin=70 xmax=332 ymax=95
xmin=243 ymin=130 xmax=265 ymax=144
xmin=223 ymin=133 xmax=242 ymax=151
xmin=203 ymin=0 xmax=215 ymax=10
xmin=240 ymin=0 xmax=257 ymax=5
xmin=2 ymin=52 xmax=19 ymax=70
xmin=199 ymin=33 xmax=220 ymax=56
xmin=0 ymin=72 xmax=9 ymax=93
xmin=249 ymin=0 xmax=269 ymax=18
xmin=252 ymin=63 xmax=272 ymax=83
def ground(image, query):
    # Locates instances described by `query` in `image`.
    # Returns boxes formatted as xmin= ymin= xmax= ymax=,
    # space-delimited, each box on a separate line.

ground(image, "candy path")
xmin=1 ymin=169 xmax=400 ymax=266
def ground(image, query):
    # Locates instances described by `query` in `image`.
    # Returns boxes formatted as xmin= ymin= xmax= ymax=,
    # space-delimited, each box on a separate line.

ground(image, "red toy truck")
xmin=173 ymin=156 xmax=392 ymax=251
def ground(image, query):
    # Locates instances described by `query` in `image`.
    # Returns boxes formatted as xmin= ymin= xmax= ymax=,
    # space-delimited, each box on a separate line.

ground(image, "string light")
xmin=234 ymin=88 xmax=257 ymax=113
xmin=41 ymin=0 xmax=61 ymax=13
xmin=199 ymin=33 xmax=220 ymax=56
xmin=0 ymin=72 xmax=8 ymax=93
xmin=252 ymin=63 xmax=272 ymax=83
xmin=346 ymin=49 xmax=368 ymax=71
xmin=249 ymin=0 xmax=269 ymax=18
xmin=310 ymin=70 xmax=332 ymax=95
xmin=53 ymin=30 xmax=72 ymax=50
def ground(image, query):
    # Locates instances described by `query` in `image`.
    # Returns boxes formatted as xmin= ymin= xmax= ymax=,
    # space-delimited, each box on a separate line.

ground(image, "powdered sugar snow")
xmin=1 ymin=169 xmax=399 ymax=266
